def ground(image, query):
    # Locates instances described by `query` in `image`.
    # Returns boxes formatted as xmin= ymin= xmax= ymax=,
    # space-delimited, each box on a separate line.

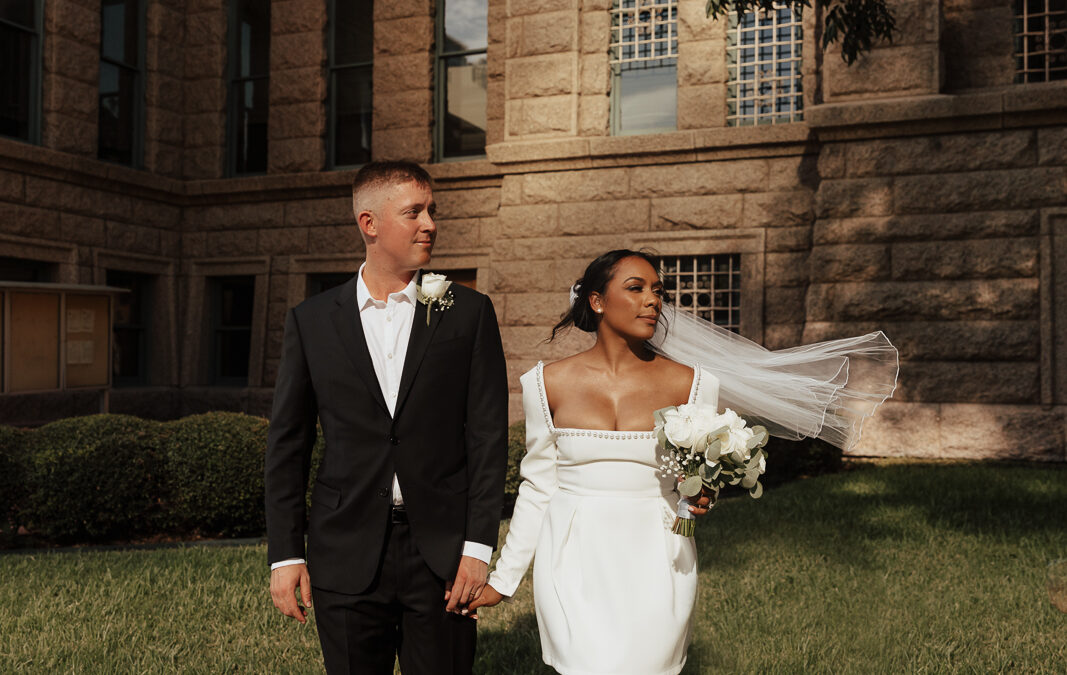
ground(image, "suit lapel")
xmin=330 ymin=277 xmax=390 ymax=416
xmin=395 ymin=272 xmax=443 ymax=417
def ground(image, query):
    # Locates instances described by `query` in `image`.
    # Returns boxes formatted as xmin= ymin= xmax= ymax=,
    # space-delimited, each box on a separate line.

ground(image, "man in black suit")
xmin=265 ymin=161 xmax=508 ymax=674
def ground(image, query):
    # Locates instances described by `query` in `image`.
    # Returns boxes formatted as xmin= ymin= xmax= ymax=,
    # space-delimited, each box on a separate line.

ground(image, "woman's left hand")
xmin=682 ymin=482 xmax=714 ymax=517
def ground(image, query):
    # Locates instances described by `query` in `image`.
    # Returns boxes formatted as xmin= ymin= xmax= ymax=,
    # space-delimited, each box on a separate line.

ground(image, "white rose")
xmin=662 ymin=407 xmax=701 ymax=448
xmin=722 ymin=425 xmax=755 ymax=460
xmin=420 ymin=273 xmax=451 ymax=299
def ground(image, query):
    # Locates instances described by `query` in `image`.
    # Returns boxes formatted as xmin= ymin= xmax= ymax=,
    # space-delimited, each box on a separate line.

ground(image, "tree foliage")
xmin=706 ymin=0 xmax=896 ymax=65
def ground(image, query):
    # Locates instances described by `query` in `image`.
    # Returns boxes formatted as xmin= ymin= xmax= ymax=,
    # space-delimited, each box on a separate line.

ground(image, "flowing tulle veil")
xmin=648 ymin=305 xmax=899 ymax=451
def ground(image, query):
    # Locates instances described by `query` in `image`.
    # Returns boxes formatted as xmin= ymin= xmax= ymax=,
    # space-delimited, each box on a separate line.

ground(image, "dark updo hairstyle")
xmin=549 ymin=248 xmax=661 ymax=341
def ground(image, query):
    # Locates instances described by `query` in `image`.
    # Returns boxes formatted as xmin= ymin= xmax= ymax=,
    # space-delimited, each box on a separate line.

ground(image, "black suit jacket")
xmin=264 ymin=274 xmax=508 ymax=594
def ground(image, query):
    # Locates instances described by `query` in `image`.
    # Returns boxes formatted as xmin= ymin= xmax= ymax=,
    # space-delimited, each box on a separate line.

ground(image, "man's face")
xmin=366 ymin=180 xmax=437 ymax=273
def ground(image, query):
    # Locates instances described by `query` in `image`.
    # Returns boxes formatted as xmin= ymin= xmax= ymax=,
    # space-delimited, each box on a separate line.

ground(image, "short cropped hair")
xmin=351 ymin=161 xmax=433 ymax=214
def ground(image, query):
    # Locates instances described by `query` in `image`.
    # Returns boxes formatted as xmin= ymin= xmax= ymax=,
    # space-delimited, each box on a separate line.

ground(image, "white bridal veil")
xmin=648 ymin=305 xmax=899 ymax=451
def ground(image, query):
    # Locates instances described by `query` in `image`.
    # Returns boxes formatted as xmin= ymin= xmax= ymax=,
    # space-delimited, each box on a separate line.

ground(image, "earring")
xmin=595 ymin=308 xmax=603 ymax=313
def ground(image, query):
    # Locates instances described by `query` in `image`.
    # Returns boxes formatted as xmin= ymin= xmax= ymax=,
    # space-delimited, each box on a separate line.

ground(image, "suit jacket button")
xmin=377 ymin=488 xmax=388 ymax=498
xmin=389 ymin=435 xmax=399 ymax=445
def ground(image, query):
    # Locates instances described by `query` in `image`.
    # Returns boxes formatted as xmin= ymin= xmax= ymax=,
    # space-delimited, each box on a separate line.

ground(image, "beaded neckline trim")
xmin=535 ymin=361 xmax=702 ymax=439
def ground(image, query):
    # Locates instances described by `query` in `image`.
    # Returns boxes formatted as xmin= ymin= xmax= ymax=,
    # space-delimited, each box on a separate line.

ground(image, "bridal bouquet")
xmin=655 ymin=405 xmax=770 ymax=536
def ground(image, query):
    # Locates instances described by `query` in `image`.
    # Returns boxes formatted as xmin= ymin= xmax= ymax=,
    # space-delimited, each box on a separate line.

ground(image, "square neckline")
xmin=534 ymin=360 xmax=701 ymax=438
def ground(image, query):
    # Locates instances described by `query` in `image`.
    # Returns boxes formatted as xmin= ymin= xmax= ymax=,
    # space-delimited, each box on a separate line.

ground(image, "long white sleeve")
xmin=487 ymin=366 xmax=558 ymax=597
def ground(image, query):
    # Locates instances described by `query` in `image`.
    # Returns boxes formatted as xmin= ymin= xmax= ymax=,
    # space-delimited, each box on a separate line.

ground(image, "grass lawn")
xmin=1 ymin=461 xmax=1064 ymax=673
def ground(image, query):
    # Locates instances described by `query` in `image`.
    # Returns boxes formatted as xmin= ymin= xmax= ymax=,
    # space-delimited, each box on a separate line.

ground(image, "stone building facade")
xmin=0 ymin=0 xmax=1064 ymax=461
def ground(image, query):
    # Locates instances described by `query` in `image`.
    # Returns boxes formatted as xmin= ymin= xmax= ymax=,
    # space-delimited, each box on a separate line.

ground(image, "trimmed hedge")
xmin=502 ymin=421 xmax=526 ymax=518
xmin=24 ymin=415 xmax=166 ymax=543
xmin=162 ymin=413 xmax=269 ymax=538
xmin=0 ymin=412 xmax=327 ymax=546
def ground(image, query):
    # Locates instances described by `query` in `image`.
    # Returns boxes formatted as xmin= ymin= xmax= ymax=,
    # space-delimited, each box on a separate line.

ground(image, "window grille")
xmin=328 ymin=0 xmax=373 ymax=167
xmin=98 ymin=0 xmax=145 ymax=166
xmin=212 ymin=276 xmax=254 ymax=385
xmin=1014 ymin=0 xmax=1067 ymax=83
xmin=227 ymin=0 xmax=270 ymax=175
xmin=609 ymin=0 xmax=678 ymax=135
xmin=726 ymin=5 xmax=803 ymax=126
xmin=657 ymin=254 xmax=741 ymax=332
xmin=0 ymin=0 xmax=42 ymax=143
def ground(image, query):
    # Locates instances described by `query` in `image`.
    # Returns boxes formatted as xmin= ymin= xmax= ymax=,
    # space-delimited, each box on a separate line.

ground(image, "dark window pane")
xmin=0 ymin=256 xmax=52 ymax=282
xmin=334 ymin=0 xmax=373 ymax=65
xmin=101 ymin=0 xmax=139 ymax=66
xmin=237 ymin=0 xmax=270 ymax=77
xmin=0 ymin=0 xmax=36 ymax=29
xmin=219 ymin=277 xmax=254 ymax=326
xmin=214 ymin=277 xmax=253 ymax=383
xmin=618 ymin=63 xmax=677 ymax=133
xmin=444 ymin=0 xmax=487 ymax=52
xmin=307 ymin=272 xmax=353 ymax=296
xmin=0 ymin=24 xmax=33 ymax=140
xmin=233 ymin=78 xmax=268 ymax=173
xmin=98 ymin=62 xmax=137 ymax=164
xmin=442 ymin=53 xmax=486 ymax=158
xmin=107 ymin=270 xmax=151 ymax=384
xmin=334 ymin=65 xmax=372 ymax=166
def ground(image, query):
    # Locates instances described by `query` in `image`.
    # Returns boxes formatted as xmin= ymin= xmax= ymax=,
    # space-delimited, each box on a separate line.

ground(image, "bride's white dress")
xmin=488 ymin=362 xmax=719 ymax=675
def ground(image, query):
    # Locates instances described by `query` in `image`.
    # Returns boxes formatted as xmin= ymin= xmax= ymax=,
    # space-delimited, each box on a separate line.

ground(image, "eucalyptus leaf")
xmin=747 ymin=427 xmax=767 ymax=450
xmin=656 ymin=428 xmax=670 ymax=451
xmin=741 ymin=472 xmax=757 ymax=489
xmin=653 ymin=407 xmax=669 ymax=427
xmin=706 ymin=438 xmax=722 ymax=457
xmin=680 ymin=475 xmax=703 ymax=497
xmin=749 ymin=481 xmax=764 ymax=499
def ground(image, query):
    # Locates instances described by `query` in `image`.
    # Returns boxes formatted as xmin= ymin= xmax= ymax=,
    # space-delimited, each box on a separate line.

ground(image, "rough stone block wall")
xmin=269 ymin=0 xmax=327 ymax=172
xmin=42 ymin=0 xmax=100 ymax=156
xmin=372 ymin=0 xmax=434 ymax=162
xmin=182 ymin=0 xmax=227 ymax=178
xmin=145 ymin=0 xmax=186 ymax=177
xmin=676 ymin=0 xmax=726 ymax=130
xmin=821 ymin=0 xmax=942 ymax=101
xmin=504 ymin=0 xmax=580 ymax=139
xmin=942 ymin=0 xmax=1014 ymax=91
xmin=810 ymin=127 xmax=1066 ymax=460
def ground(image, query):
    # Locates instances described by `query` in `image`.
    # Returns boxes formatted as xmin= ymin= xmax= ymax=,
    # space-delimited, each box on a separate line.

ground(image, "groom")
xmin=265 ymin=161 xmax=508 ymax=674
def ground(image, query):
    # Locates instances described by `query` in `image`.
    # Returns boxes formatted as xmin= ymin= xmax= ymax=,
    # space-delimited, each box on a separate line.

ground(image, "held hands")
xmin=467 ymin=584 xmax=504 ymax=612
xmin=445 ymin=555 xmax=489 ymax=616
xmin=270 ymin=563 xmax=312 ymax=624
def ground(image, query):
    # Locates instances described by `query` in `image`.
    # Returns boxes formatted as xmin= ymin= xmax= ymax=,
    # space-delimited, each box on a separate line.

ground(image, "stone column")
xmin=145 ymin=0 xmax=186 ymax=177
xmin=269 ymin=0 xmax=327 ymax=173
xmin=503 ymin=0 xmax=580 ymax=140
xmin=372 ymin=0 xmax=434 ymax=162
xmin=183 ymin=0 xmax=227 ymax=179
xmin=41 ymin=0 xmax=100 ymax=157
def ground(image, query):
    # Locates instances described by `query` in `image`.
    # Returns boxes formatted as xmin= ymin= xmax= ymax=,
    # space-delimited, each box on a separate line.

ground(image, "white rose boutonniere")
xmin=416 ymin=272 xmax=455 ymax=324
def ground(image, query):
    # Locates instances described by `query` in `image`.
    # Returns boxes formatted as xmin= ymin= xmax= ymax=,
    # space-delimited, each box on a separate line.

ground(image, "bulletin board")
xmin=8 ymin=291 xmax=60 ymax=392
xmin=65 ymin=294 xmax=111 ymax=388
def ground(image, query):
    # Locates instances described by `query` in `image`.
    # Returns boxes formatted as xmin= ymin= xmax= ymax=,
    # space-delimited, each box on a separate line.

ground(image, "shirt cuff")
xmin=270 ymin=558 xmax=306 ymax=571
xmin=461 ymin=541 xmax=492 ymax=565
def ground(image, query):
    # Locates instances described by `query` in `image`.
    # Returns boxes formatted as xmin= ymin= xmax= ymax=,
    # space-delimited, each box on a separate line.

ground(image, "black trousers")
xmin=312 ymin=513 xmax=476 ymax=675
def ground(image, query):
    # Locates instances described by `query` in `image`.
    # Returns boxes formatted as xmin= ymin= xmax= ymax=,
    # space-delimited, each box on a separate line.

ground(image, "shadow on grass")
xmin=699 ymin=462 xmax=1067 ymax=571
xmin=474 ymin=611 xmax=550 ymax=675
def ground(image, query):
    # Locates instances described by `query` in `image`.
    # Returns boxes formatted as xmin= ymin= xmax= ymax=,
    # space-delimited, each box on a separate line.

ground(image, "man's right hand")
xmin=270 ymin=563 xmax=312 ymax=624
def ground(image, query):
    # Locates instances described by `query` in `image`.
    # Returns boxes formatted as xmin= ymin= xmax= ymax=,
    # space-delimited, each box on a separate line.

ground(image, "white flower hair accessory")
xmin=417 ymin=273 xmax=454 ymax=324
xmin=568 ymin=282 xmax=581 ymax=307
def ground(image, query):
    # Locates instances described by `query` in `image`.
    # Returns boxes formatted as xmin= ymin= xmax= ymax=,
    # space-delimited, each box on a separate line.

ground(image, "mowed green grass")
xmin=1 ymin=462 xmax=1064 ymax=674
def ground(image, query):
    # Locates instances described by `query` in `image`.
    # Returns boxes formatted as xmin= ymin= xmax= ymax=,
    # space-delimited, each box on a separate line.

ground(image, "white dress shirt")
xmin=272 ymin=264 xmax=492 ymax=570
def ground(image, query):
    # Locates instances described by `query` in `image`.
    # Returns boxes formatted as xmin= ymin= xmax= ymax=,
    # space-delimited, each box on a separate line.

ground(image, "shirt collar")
xmin=355 ymin=262 xmax=418 ymax=310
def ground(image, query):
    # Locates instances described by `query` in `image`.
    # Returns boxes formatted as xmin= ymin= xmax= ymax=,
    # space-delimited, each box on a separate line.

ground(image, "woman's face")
xmin=590 ymin=256 xmax=664 ymax=341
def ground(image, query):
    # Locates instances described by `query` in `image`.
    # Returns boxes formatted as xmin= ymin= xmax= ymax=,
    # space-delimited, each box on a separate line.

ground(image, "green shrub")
xmin=502 ymin=421 xmax=526 ymax=518
xmin=162 ymin=412 xmax=268 ymax=538
xmin=0 ymin=426 xmax=28 ymax=544
xmin=305 ymin=426 xmax=325 ymax=512
xmin=24 ymin=415 xmax=166 ymax=543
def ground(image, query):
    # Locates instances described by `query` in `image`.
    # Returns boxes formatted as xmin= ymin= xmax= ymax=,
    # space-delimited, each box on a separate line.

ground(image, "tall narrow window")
xmin=1 ymin=0 xmax=42 ymax=142
xmin=307 ymin=272 xmax=353 ymax=297
xmin=228 ymin=0 xmax=270 ymax=174
xmin=212 ymin=276 xmax=254 ymax=385
xmin=435 ymin=0 xmax=487 ymax=159
xmin=1014 ymin=0 xmax=1067 ymax=83
xmin=610 ymin=0 xmax=678 ymax=135
xmin=658 ymin=254 xmax=741 ymax=332
xmin=329 ymin=0 xmax=373 ymax=167
xmin=107 ymin=270 xmax=151 ymax=385
xmin=726 ymin=5 xmax=803 ymax=126
xmin=99 ymin=0 xmax=144 ymax=165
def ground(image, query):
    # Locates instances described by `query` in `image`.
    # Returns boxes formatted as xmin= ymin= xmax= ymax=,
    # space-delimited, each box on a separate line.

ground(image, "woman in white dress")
xmin=470 ymin=250 xmax=716 ymax=675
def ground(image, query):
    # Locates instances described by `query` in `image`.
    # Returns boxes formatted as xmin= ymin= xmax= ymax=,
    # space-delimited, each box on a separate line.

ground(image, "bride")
xmin=469 ymin=249 xmax=897 ymax=674
xmin=470 ymin=249 xmax=716 ymax=675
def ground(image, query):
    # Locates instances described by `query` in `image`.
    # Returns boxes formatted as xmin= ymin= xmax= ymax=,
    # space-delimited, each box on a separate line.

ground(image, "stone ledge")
xmin=808 ymin=82 xmax=1067 ymax=133
xmin=486 ymin=123 xmax=812 ymax=167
